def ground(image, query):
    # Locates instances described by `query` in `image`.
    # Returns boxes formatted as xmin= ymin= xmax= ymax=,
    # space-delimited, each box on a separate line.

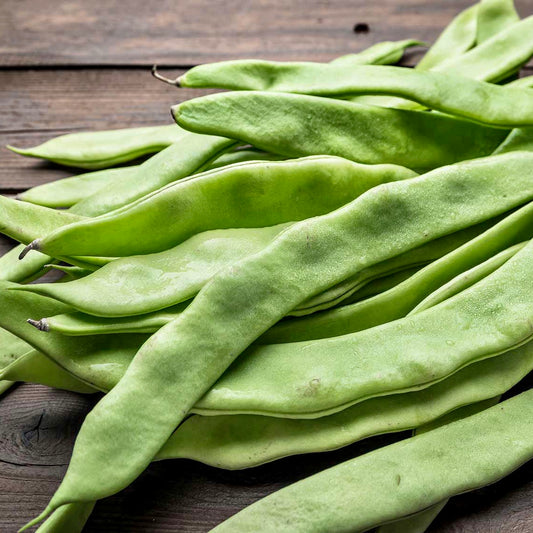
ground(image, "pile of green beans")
xmin=2 ymin=1 xmax=532 ymax=531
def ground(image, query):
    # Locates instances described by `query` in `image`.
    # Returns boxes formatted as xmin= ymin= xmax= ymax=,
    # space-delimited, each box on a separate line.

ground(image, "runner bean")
xmin=209 ymin=389 xmax=533 ymax=532
xmin=158 ymin=343 xmax=533 ymax=469
xmin=24 ymin=218 xmax=483 ymax=320
xmin=18 ymin=166 xmax=139 ymax=208
xmin=180 ymin=66 xmax=533 ymax=128
xmin=172 ymin=91 xmax=507 ymax=171
xmin=25 ymin=154 xmax=533 ymax=524
xmin=7 ymin=124 xmax=185 ymax=169
xmin=20 ymin=156 xmax=415 ymax=258
xmin=263 ymin=201 xmax=533 ymax=343
xmin=410 ymin=241 xmax=525 ymax=314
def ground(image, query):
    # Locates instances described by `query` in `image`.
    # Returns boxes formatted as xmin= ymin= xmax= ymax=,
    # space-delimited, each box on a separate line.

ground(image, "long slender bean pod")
xmin=263 ymin=201 xmax=533 ymax=343
xmin=157 ymin=343 xmax=533 ymax=469
xmin=210 ymin=389 xmax=533 ymax=532
xmin=7 ymin=125 xmax=185 ymax=169
xmin=181 ymin=66 xmax=533 ymax=128
xmin=172 ymin=91 xmax=507 ymax=171
xmin=20 ymin=156 xmax=416 ymax=258
xmin=18 ymin=166 xmax=139 ymax=208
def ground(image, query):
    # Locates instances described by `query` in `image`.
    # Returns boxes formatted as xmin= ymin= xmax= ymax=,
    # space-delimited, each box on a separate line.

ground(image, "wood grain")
xmin=2 ymin=0 xmax=531 ymax=67
xmin=0 ymin=69 xmax=215 ymax=190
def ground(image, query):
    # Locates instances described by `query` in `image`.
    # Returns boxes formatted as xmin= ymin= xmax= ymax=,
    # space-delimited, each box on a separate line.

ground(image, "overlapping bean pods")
xmin=22 ymin=152 xmax=533 ymax=527
xmin=19 ymin=156 xmax=416 ymax=258
xmin=172 ymin=91 xmax=508 ymax=171
xmin=210 ymin=389 xmax=533 ymax=532
xmin=3 ymin=2 xmax=533 ymax=531
xmin=263 ymin=201 xmax=533 ymax=342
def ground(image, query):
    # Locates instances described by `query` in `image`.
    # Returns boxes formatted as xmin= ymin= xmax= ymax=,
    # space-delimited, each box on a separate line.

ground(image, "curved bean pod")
xmin=263 ymin=201 xmax=533 ymax=343
xmin=415 ymin=3 xmax=478 ymax=70
xmin=172 ymin=91 xmax=507 ymax=171
xmin=70 ymin=133 xmax=236 ymax=217
xmin=209 ymin=389 xmax=533 ymax=533
xmin=18 ymin=166 xmax=138 ymax=209
xmin=27 ymin=153 xmax=533 ymax=522
xmin=494 ymin=127 xmax=533 ymax=154
xmin=24 ymin=217 xmax=480 ymax=320
xmin=20 ymin=224 xmax=291 ymax=317
xmin=0 ymin=348 xmax=98 ymax=393
xmin=157 ymin=342 xmax=533 ymax=469
xmin=183 ymin=65 xmax=533 ymax=128
xmin=410 ymin=240 xmax=525 ymax=314
xmin=195 ymin=239 xmax=533 ymax=417
xmin=329 ymin=39 xmax=425 ymax=66
xmin=0 ymin=194 xmax=82 ymax=245
xmin=475 ymin=0 xmax=519 ymax=44
xmin=34 ymin=502 xmax=95 ymax=533
xmin=179 ymin=40 xmax=424 ymax=90
xmin=7 ymin=124 xmax=185 ymax=169
xmin=434 ymin=15 xmax=533 ymax=82
xmin=21 ymin=156 xmax=415 ymax=258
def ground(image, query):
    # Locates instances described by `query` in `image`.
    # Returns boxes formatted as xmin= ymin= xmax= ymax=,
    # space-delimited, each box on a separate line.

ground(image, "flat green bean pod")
xmin=21 ymin=224 xmax=292 ymax=317
xmin=494 ymin=127 xmax=533 ymax=154
xmin=0 ymin=194 xmax=83 ymax=245
xmin=172 ymin=91 xmax=507 ymax=171
xmin=177 ymin=65 xmax=533 ymax=128
xmin=263 ymin=201 xmax=533 ymax=343
xmin=178 ymin=40 xmax=424 ymax=90
xmin=34 ymin=502 xmax=95 ymax=533
xmin=0 ymin=347 xmax=97 ymax=393
xmin=20 ymin=156 xmax=416 ymax=258
xmin=26 ymin=153 xmax=533 ymax=523
xmin=194 ymin=239 xmax=533 ymax=417
xmin=7 ymin=124 xmax=185 ymax=169
xmin=433 ymin=15 xmax=533 ymax=82
xmin=475 ymin=0 xmax=519 ymax=44
xmin=411 ymin=241 xmax=525 ymax=314
xmin=329 ymin=39 xmax=425 ymax=66
xmin=0 ymin=281 xmax=146 ymax=394
xmin=210 ymin=389 xmax=533 ymax=533
xmin=157 ymin=342 xmax=533 ymax=469
xmin=25 ymin=218 xmax=483 ymax=321
xmin=415 ymin=3 xmax=478 ymax=70
xmin=18 ymin=166 xmax=139 ymax=208
xmin=70 ymin=133 xmax=236 ymax=217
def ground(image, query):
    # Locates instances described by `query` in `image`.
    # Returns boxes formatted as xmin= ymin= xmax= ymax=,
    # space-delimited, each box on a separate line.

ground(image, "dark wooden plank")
xmin=1 ymin=0 xmax=531 ymax=66
xmin=0 ymin=69 xmax=213 ymax=190
xmin=0 ymin=383 xmax=531 ymax=532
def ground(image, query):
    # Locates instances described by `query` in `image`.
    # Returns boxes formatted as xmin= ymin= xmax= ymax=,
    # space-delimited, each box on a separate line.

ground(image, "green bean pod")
xmin=20 ymin=156 xmax=416 ymax=258
xmin=263 ymin=201 xmax=533 ymax=343
xmin=475 ymin=0 xmax=519 ymax=44
xmin=415 ymin=3 xmax=478 ymax=70
xmin=210 ymin=389 xmax=533 ymax=532
xmin=410 ymin=241 xmax=525 ymax=314
xmin=20 ymin=224 xmax=292 ymax=317
xmin=157 ymin=343 xmax=533 ymax=469
xmin=18 ymin=166 xmax=139 ymax=209
xmin=25 ymin=153 xmax=533 ymax=525
xmin=182 ymin=65 xmax=533 ymax=128
xmin=34 ymin=502 xmax=95 ymax=533
xmin=172 ymin=91 xmax=507 ymax=171
xmin=329 ymin=39 xmax=425 ymax=66
xmin=23 ymin=217 xmax=483 ymax=321
xmin=7 ymin=124 xmax=185 ymax=169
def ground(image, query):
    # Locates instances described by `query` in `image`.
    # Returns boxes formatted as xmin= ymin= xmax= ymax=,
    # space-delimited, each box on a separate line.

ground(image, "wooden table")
xmin=1 ymin=1 xmax=532 ymax=531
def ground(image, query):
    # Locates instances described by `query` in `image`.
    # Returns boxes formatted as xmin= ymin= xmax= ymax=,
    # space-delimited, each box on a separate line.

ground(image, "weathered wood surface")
xmin=2 ymin=0 xmax=531 ymax=66
xmin=1 ymin=0 xmax=533 ymax=530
